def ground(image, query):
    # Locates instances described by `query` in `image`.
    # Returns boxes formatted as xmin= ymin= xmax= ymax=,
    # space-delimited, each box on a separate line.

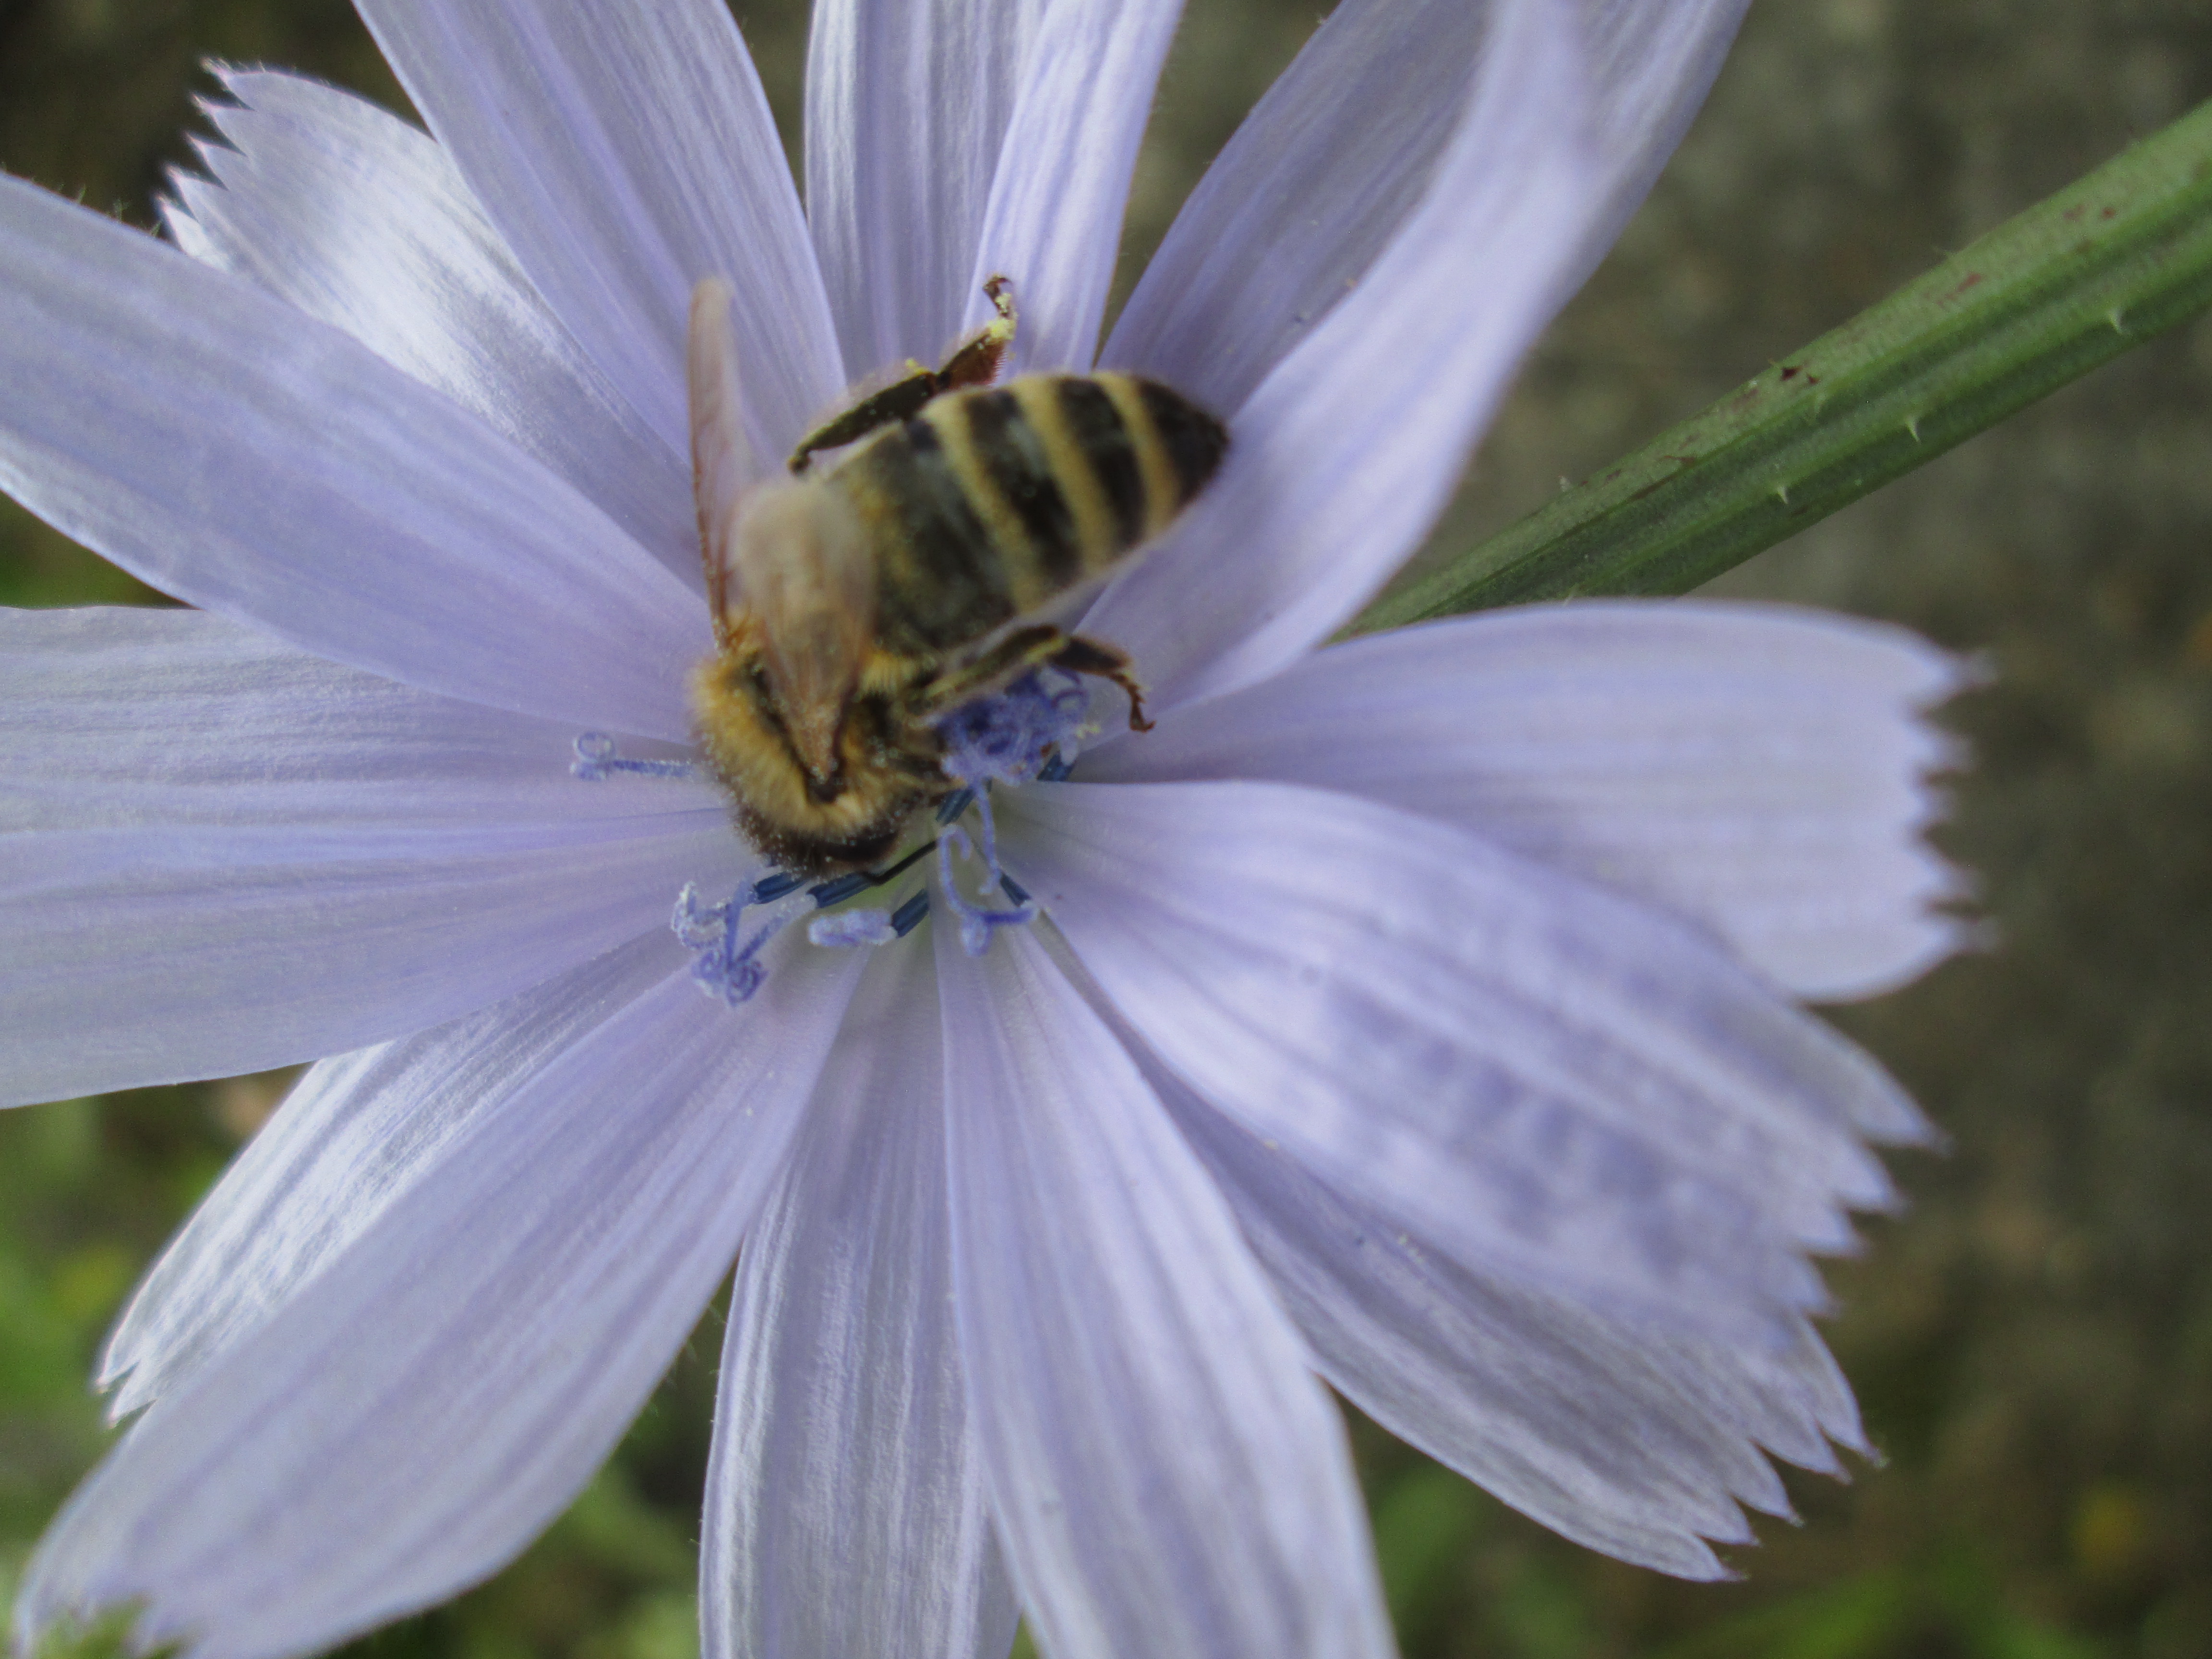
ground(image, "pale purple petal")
xmin=1106 ymin=0 xmax=1749 ymax=410
xmin=805 ymin=0 xmax=1045 ymax=379
xmin=1 ymin=603 xmax=733 ymax=1107
xmin=1082 ymin=602 xmax=1970 ymax=1001
xmin=935 ymin=924 xmax=1393 ymax=1659
xmin=1577 ymin=0 xmax=1752 ymax=267
xmin=965 ymin=0 xmax=1186 ymax=374
xmin=0 ymin=818 xmax=741 ymax=1109
xmin=704 ymin=945 xmax=1016 ymax=1659
xmin=1176 ymin=1089 xmax=1877 ymax=1580
xmin=356 ymin=0 xmax=843 ymax=461
xmin=97 ymin=933 xmax=683 ymax=1418
xmin=3 ymin=605 xmax=725 ymax=836
xmin=1103 ymin=0 xmax=1488 ymax=412
xmin=165 ymin=69 xmax=697 ymax=583
xmin=14 ymin=941 xmax=863 ymax=1659
xmin=1082 ymin=0 xmax=1604 ymax=708
xmin=0 ymin=177 xmax=707 ymax=737
xmin=1002 ymin=781 xmax=1928 ymax=1344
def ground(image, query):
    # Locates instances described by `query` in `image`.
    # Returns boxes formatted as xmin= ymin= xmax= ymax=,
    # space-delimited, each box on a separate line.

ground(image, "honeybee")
xmin=686 ymin=276 xmax=1228 ymax=878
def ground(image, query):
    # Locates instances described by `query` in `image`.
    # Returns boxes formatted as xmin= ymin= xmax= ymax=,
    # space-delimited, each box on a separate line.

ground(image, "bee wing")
xmin=728 ymin=480 xmax=877 ymax=777
xmin=733 ymin=482 xmax=875 ymax=687
xmin=689 ymin=278 xmax=756 ymax=641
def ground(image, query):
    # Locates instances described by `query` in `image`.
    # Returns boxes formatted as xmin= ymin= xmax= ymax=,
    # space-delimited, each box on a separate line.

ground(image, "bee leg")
xmin=1048 ymin=634 xmax=1154 ymax=732
xmin=914 ymin=623 xmax=1068 ymax=716
xmin=788 ymin=370 xmax=940 ymax=474
xmin=917 ymin=621 xmax=1154 ymax=733
xmin=932 ymin=275 xmax=1018 ymax=392
xmin=786 ymin=278 xmax=1019 ymax=474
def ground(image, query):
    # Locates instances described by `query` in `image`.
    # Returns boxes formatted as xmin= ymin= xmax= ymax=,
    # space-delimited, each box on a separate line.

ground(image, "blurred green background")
xmin=3 ymin=0 xmax=2211 ymax=1655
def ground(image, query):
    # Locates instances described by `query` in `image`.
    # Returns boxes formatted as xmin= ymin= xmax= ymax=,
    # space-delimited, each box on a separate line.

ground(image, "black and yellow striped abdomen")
xmin=824 ymin=371 xmax=1228 ymax=660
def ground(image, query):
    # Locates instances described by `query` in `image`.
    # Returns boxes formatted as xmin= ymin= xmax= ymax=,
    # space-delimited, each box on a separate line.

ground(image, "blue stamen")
xmin=809 ymin=908 xmax=898 ymax=948
xmin=936 ymin=824 xmax=1036 ymax=956
xmin=678 ymin=668 xmax=1096 ymax=1006
xmin=572 ymin=732 xmax=703 ymax=781
xmin=931 ymin=668 xmax=1091 ymax=790
xmin=806 ymin=839 xmax=939 ymax=909
xmin=809 ymin=880 xmax=936 ymax=948
xmin=807 ymin=870 xmax=878 ymax=908
xmin=750 ymin=870 xmax=807 ymax=904
xmin=920 ymin=668 xmax=1088 ymax=956
xmin=673 ymin=882 xmax=800 ymax=1006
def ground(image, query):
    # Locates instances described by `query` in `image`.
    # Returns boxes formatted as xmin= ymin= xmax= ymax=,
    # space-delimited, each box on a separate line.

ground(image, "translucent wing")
xmin=689 ymin=278 xmax=755 ymax=644
xmin=726 ymin=480 xmax=877 ymax=762
xmin=690 ymin=279 xmax=876 ymax=779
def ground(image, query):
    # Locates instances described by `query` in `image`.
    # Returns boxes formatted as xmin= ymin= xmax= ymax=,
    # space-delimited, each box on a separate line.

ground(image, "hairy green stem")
xmin=1358 ymin=99 xmax=2212 ymax=630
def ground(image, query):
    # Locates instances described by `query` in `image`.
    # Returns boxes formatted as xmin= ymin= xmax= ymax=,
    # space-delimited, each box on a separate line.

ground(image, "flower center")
xmin=573 ymin=669 xmax=1090 ymax=1006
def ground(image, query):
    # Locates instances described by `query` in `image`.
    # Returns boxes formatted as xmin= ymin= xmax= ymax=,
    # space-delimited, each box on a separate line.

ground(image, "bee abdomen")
xmin=987 ymin=374 xmax=1227 ymax=594
xmin=838 ymin=371 xmax=1226 ymax=657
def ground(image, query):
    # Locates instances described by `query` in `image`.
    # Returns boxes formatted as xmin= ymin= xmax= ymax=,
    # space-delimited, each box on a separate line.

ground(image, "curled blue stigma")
xmin=926 ymin=667 xmax=1089 ymax=955
xmin=931 ymin=668 xmax=1090 ymax=788
xmin=673 ymin=882 xmax=798 ymax=1007
xmin=572 ymin=733 xmax=704 ymax=781
xmin=678 ymin=843 xmax=943 ymax=1001
xmin=935 ymin=824 xmax=1032 ymax=955
xmin=808 ymin=908 xmax=898 ymax=948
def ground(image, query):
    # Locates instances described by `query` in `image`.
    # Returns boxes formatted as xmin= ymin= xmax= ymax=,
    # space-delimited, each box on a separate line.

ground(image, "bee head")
xmin=689 ymin=649 xmax=941 ymax=878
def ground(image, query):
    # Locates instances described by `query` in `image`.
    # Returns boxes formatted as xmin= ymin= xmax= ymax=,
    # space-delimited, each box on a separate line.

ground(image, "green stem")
xmin=1357 ymin=99 xmax=2212 ymax=630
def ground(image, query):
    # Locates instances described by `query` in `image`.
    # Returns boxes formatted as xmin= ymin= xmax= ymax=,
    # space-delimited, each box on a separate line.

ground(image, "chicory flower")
xmin=0 ymin=1 xmax=1967 ymax=1656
